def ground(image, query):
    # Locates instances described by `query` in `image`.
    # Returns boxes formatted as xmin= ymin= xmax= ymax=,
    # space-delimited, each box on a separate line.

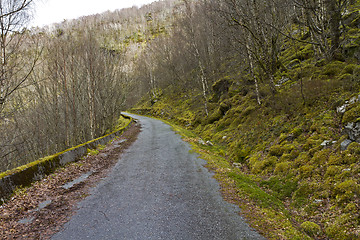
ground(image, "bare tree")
xmin=0 ymin=0 xmax=36 ymax=115
xmin=292 ymin=0 xmax=350 ymax=59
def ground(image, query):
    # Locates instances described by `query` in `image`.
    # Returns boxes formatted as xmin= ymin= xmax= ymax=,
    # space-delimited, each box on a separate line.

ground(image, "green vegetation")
xmin=0 ymin=0 xmax=359 ymax=238
xmin=129 ymin=2 xmax=360 ymax=237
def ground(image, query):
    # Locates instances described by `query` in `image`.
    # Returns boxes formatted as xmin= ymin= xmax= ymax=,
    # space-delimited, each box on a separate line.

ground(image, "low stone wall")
xmin=0 ymin=114 xmax=132 ymax=203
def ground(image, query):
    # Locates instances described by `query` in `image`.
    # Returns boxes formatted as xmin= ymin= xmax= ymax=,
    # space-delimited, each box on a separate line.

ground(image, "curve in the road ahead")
xmin=52 ymin=113 xmax=265 ymax=240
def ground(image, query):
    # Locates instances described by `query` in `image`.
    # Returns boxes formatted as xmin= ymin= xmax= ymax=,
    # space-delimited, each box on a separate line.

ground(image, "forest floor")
xmin=0 ymin=123 xmax=141 ymax=239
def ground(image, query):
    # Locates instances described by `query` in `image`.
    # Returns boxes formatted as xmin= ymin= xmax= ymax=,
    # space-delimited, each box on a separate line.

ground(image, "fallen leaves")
xmin=0 ymin=123 xmax=140 ymax=239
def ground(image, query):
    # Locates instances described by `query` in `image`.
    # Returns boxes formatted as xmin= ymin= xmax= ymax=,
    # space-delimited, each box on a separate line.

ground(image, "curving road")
xmin=52 ymin=113 xmax=265 ymax=240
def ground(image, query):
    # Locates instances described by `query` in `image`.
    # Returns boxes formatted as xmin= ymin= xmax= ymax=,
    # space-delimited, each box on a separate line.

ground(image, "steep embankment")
xmin=131 ymin=24 xmax=360 ymax=240
xmin=132 ymin=59 xmax=360 ymax=239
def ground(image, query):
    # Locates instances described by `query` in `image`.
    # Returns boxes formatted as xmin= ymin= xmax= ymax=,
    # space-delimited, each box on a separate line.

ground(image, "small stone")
xmin=350 ymin=97 xmax=357 ymax=104
xmin=98 ymin=153 xmax=108 ymax=158
xmin=35 ymin=200 xmax=52 ymax=212
xmin=206 ymin=141 xmax=213 ymax=146
xmin=62 ymin=171 xmax=93 ymax=190
xmin=233 ymin=163 xmax=242 ymax=168
xmin=337 ymin=105 xmax=347 ymax=113
xmin=341 ymin=139 xmax=353 ymax=151
xmin=222 ymin=136 xmax=227 ymax=140
xmin=18 ymin=217 xmax=35 ymax=224
xmin=321 ymin=140 xmax=331 ymax=146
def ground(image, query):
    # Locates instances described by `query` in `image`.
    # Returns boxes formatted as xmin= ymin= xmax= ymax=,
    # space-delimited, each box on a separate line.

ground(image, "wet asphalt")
xmin=52 ymin=113 xmax=266 ymax=240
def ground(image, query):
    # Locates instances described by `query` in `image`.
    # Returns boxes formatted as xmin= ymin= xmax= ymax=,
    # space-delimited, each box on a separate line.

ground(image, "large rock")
xmin=344 ymin=122 xmax=360 ymax=142
xmin=341 ymin=139 xmax=353 ymax=151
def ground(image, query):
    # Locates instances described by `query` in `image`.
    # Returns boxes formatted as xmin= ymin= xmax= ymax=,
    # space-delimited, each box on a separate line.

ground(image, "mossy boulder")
xmin=346 ymin=141 xmax=360 ymax=154
xmin=219 ymin=100 xmax=231 ymax=114
xmin=269 ymin=143 xmax=295 ymax=157
xmin=325 ymin=165 xmax=342 ymax=178
xmin=300 ymin=221 xmax=321 ymax=237
xmin=252 ymin=156 xmax=277 ymax=174
xmin=335 ymin=179 xmax=360 ymax=205
xmin=212 ymin=77 xmax=231 ymax=102
xmin=323 ymin=61 xmax=345 ymax=77
xmin=274 ymin=161 xmax=291 ymax=175
xmin=294 ymin=152 xmax=310 ymax=168
xmin=342 ymin=103 xmax=360 ymax=124
xmin=206 ymin=109 xmax=223 ymax=124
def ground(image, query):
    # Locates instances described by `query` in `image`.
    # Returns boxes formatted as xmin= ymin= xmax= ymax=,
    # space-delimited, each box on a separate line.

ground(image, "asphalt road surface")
xmin=52 ymin=113 xmax=265 ymax=240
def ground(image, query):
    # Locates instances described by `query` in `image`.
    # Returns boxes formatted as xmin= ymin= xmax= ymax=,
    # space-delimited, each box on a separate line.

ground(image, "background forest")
xmin=0 ymin=0 xmax=360 ymax=239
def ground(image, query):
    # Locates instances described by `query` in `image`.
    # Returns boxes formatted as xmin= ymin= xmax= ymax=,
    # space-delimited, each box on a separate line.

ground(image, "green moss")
xmin=299 ymin=164 xmax=315 ymax=178
xmin=323 ymin=61 xmax=345 ymax=77
xmin=252 ymin=156 xmax=277 ymax=174
xmin=346 ymin=142 xmax=360 ymax=154
xmin=341 ymin=64 xmax=358 ymax=75
xmin=341 ymin=151 xmax=358 ymax=164
xmin=310 ymin=149 xmax=331 ymax=165
xmin=87 ymin=148 xmax=99 ymax=156
xmin=269 ymin=145 xmax=286 ymax=157
xmin=294 ymin=152 xmax=310 ymax=168
xmin=206 ymin=109 xmax=223 ymax=124
xmin=335 ymin=179 xmax=360 ymax=204
xmin=279 ymin=153 xmax=292 ymax=162
xmin=325 ymin=213 xmax=359 ymax=240
xmin=260 ymin=176 xmax=298 ymax=200
xmin=292 ymin=182 xmax=317 ymax=207
xmin=342 ymin=103 xmax=360 ymax=123
xmin=274 ymin=161 xmax=291 ymax=175
xmin=344 ymin=202 xmax=357 ymax=212
xmin=300 ymin=221 xmax=321 ymax=237
xmin=229 ymin=172 xmax=285 ymax=210
xmin=325 ymin=165 xmax=341 ymax=178
xmin=290 ymin=127 xmax=303 ymax=138
xmin=328 ymin=153 xmax=345 ymax=165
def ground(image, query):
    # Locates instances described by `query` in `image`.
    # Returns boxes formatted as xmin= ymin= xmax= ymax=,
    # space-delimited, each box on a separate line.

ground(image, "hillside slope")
xmin=130 ymin=1 xmax=360 ymax=239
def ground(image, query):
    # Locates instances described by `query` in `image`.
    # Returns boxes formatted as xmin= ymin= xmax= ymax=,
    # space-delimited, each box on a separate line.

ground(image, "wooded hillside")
xmin=0 ymin=0 xmax=359 ymax=239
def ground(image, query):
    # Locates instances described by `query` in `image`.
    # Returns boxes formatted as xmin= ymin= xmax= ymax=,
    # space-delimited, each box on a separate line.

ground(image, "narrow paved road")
xmin=52 ymin=114 xmax=265 ymax=240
